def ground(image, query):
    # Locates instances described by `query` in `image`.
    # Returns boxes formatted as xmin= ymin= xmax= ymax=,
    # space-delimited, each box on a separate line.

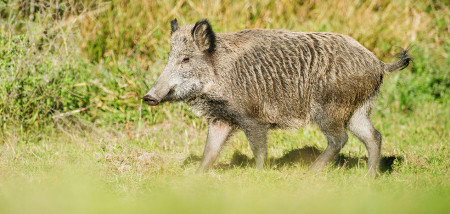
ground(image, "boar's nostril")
xmin=143 ymin=95 xmax=159 ymax=106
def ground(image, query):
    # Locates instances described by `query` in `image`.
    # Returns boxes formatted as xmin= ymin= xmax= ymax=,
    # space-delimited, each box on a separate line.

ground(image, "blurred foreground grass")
xmin=0 ymin=0 xmax=449 ymax=213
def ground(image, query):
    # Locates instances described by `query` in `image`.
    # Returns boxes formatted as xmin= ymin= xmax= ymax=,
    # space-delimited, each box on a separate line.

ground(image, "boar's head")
xmin=144 ymin=19 xmax=216 ymax=106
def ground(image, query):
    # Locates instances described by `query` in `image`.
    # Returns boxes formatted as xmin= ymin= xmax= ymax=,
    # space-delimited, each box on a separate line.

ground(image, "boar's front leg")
xmin=197 ymin=120 xmax=234 ymax=173
xmin=242 ymin=120 xmax=269 ymax=170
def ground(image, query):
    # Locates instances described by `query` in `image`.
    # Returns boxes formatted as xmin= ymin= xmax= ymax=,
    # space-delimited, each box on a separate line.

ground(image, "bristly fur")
xmin=171 ymin=18 xmax=179 ymax=35
xmin=145 ymin=20 xmax=413 ymax=175
xmin=191 ymin=19 xmax=216 ymax=53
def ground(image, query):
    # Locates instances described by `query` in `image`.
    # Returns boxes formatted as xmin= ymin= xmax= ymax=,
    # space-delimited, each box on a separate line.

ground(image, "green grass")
xmin=1 ymin=99 xmax=448 ymax=214
xmin=0 ymin=0 xmax=449 ymax=213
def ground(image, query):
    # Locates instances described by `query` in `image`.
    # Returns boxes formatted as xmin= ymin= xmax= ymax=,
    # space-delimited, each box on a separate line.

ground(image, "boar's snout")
xmin=143 ymin=94 xmax=159 ymax=106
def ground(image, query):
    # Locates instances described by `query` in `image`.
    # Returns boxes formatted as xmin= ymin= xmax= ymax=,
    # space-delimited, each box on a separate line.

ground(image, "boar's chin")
xmin=169 ymin=92 xmax=200 ymax=103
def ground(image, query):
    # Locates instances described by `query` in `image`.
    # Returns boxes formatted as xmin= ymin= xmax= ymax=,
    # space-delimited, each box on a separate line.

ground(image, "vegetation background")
xmin=0 ymin=0 xmax=448 ymax=213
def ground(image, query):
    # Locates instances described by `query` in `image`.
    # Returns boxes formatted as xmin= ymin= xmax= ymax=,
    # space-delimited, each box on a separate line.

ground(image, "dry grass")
xmin=78 ymin=0 xmax=448 ymax=65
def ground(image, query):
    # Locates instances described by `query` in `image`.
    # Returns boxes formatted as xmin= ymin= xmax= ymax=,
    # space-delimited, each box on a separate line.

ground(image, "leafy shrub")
xmin=0 ymin=35 xmax=93 ymax=128
xmin=0 ymin=34 xmax=163 ymax=129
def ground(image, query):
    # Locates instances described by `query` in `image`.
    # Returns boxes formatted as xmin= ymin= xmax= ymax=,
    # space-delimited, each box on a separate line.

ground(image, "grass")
xmin=0 ymin=102 xmax=448 ymax=213
xmin=0 ymin=0 xmax=449 ymax=213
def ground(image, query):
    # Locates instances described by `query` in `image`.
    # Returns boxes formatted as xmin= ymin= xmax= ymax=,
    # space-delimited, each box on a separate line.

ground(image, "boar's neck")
xmin=186 ymin=94 xmax=241 ymax=126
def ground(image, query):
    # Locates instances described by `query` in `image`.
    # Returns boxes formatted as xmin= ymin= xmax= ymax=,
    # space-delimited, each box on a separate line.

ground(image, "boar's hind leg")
xmin=309 ymin=129 xmax=348 ymax=172
xmin=197 ymin=120 xmax=234 ymax=173
xmin=242 ymin=120 xmax=269 ymax=170
xmin=348 ymin=108 xmax=382 ymax=177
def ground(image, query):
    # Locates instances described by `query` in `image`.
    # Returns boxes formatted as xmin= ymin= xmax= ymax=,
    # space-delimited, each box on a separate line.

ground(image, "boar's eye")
xmin=182 ymin=57 xmax=190 ymax=63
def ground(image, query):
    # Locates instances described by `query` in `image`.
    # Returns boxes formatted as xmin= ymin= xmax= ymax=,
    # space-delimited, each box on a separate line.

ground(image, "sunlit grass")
xmin=1 ymin=100 xmax=448 ymax=213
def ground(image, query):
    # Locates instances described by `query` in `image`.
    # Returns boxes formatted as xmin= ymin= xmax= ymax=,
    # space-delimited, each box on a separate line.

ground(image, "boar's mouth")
xmin=159 ymin=87 xmax=176 ymax=102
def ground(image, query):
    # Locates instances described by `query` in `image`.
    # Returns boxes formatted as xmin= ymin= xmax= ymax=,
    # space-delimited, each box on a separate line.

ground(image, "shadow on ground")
xmin=183 ymin=146 xmax=403 ymax=174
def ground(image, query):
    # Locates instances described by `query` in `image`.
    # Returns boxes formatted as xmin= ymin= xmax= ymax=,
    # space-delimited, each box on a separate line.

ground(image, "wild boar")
xmin=143 ymin=19 xmax=411 ymax=177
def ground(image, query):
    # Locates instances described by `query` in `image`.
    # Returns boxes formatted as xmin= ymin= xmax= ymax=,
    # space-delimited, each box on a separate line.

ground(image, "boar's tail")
xmin=384 ymin=48 xmax=412 ymax=73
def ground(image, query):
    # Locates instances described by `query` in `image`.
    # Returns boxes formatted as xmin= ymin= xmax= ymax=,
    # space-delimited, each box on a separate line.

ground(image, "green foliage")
xmin=383 ymin=46 xmax=450 ymax=112
xmin=0 ymin=35 xmax=93 ymax=128
xmin=0 ymin=35 xmax=159 ymax=129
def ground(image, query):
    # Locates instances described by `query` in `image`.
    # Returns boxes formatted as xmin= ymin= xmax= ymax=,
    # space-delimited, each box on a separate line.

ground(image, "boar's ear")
xmin=171 ymin=18 xmax=179 ymax=35
xmin=191 ymin=19 xmax=216 ymax=53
